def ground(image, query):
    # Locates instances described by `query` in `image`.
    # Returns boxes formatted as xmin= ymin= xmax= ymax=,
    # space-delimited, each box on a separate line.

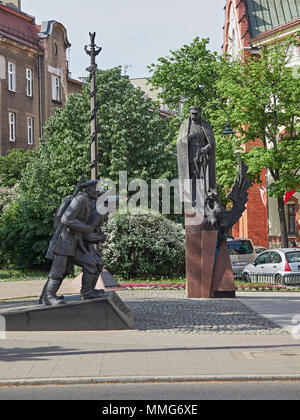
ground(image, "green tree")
xmin=0 ymin=148 xmax=33 ymax=187
xmin=149 ymin=37 xmax=220 ymax=113
xmin=217 ymin=35 xmax=300 ymax=247
xmin=0 ymin=67 xmax=175 ymax=268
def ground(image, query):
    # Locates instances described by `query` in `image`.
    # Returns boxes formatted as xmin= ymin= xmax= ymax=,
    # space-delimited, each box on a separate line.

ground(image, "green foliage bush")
xmin=101 ymin=212 xmax=186 ymax=279
xmin=0 ymin=184 xmax=19 ymax=214
xmin=0 ymin=201 xmax=52 ymax=269
xmin=0 ymin=149 xmax=33 ymax=187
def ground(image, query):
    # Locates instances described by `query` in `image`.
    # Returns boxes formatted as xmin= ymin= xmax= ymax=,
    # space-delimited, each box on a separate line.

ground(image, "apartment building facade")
xmin=0 ymin=0 xmax=82 ymax=156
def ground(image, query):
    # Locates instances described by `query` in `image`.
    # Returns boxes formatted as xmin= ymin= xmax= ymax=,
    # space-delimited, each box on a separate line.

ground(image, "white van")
xmin=227 ymin=238 xmax=256 ymax=278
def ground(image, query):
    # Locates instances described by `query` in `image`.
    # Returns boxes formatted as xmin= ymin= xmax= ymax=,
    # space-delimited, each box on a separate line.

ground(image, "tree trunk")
xmin=277 ymin=197 xmax=288 ymax=248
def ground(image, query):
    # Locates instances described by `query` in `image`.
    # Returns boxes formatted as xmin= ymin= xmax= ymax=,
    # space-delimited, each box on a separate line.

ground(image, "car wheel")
xmin=242 ymin=272 xmax=250 ymax=283
xmin=275 ymin=274 xmax=283 ymax=285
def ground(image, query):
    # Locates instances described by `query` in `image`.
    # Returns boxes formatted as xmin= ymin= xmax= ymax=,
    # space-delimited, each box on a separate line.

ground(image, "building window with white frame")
xmin=8 ymin=62 xmax=16 ymax=91
xmin=8 ymin=112 xmax=16 ymax=142
xmin=27 ymin=117 xmax=34 ymax=145
xmin=26 ymin=68 xmax=33 ymax=97
xmin=52 ymin=75 xmax=60 ymax=101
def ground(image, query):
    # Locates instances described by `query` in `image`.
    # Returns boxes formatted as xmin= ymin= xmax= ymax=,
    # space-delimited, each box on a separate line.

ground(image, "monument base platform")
xmin=213 ymin=291 xmax=236 ymax=299
xmin=185 ymin=210 xmax=236 ymax=299
xmin=0 ymin=292 xmax=134 ymax=331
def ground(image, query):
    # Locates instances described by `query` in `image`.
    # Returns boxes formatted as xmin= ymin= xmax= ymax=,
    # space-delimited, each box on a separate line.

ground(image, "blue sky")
xmin=22 ymin=0 xmax=226 ymax=80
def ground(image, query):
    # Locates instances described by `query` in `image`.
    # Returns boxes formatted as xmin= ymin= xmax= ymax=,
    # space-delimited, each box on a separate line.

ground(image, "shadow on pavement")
xmin=1 ymin=342 xmax=300 ymax=363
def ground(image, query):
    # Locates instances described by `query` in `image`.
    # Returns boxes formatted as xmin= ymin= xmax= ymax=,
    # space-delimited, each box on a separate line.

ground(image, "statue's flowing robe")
xmin=177 ymin=117 xmax=216 ymax=207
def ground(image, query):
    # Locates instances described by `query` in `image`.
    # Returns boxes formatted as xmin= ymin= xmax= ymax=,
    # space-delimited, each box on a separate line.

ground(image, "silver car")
xmin=227 ymin=238 xmax=256 ymax=277
xmin=254 ymin=246 xmax=268 ymax=255
xmin=242 ymin=248 xmax=300 ymax=284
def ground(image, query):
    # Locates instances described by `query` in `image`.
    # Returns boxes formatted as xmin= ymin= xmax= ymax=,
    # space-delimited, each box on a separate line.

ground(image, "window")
xmin=254 ymin=252 xmax=271 ymax=265
xmin=27 ymin=117 xmax=34 ymax=145
xmin=26 ymin=68 xmax=33 ymax=97
xmin=270 ymin=251 xmax=282 ymax=264
xmin=8 ymin=62 xmax=16 ymax=91
xmin=227 ymin=240 xmax=254 ymax=255
xmin=52 ymin=75 xmax=60 ymax=101
xmin=8 ymin=112 xmax=16 ymax=142
xmin=288 ymin=204 xmax=296 ymax=234
xmin=53 ymin=43 xmax=58 ymax=56
xmin=286 ymin=252 xmax=300 ymax=263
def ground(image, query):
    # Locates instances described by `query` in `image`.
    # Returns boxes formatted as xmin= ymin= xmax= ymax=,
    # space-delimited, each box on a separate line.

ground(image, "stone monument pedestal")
xmin=0 ymin=292 xmax=134 ymax=331
xmin=185 ymin=210 xmax=236 ymax=299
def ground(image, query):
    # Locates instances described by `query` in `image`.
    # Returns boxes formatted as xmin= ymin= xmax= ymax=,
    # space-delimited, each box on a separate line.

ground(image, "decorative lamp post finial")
xmin=84 ymin=32 xmax=102 ymax=180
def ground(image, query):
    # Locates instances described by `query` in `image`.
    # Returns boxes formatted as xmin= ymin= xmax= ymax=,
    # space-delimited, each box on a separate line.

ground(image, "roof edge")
xmin=38 ymin=20 xmax=71 ymax=48
xmin=251 ymin=18 xmax=300 ymax=42
xmin=0 ymin=2 xmax=35 ymax=23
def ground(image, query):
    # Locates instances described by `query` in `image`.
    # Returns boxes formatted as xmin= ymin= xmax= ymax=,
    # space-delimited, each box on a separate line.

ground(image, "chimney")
xmin=2 ymin=1 xmax=21 ymax=10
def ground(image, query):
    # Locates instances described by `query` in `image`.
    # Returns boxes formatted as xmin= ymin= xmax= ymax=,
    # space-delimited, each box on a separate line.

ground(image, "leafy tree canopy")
xmin=217 ymin=35 xmax=300 ymax=198
xmin=0 ymin=148 xmax=33 ymax=187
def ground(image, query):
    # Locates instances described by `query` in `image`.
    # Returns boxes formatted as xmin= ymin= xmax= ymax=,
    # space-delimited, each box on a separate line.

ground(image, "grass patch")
xmin=0 ymin=269 xmax=48 ymax=282
xmin=0 ymin=269 xmax=186 ymax=285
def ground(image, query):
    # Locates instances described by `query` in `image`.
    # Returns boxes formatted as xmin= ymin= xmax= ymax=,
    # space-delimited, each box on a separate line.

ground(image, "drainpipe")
xmin=38 ymin=54 xmax=43 ymax=139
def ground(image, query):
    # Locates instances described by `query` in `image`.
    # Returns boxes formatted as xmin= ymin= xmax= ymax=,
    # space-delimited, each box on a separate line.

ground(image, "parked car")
xmin=227 ymin=238 xmax=256 ymax=277
xmin=242 ymin=248 xmax=300 ymax=284
xmin=254 ymin=246 xmax=268 ymax=255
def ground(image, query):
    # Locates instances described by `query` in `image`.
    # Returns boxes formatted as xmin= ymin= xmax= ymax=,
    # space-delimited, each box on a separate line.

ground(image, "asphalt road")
xmin=0 ymin=381 xmax=300 ymax=401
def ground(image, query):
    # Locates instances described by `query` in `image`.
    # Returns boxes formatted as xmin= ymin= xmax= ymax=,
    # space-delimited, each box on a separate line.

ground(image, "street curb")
xmin=1 ymin=374 xmax=300 ymax=387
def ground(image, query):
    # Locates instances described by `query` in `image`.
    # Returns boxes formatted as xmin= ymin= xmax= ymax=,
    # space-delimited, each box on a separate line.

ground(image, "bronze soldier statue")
xmin=40 ymin=180 xmax=110 ymax=306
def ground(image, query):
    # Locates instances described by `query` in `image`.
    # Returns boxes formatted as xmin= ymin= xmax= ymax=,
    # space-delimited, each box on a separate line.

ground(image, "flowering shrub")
xmin=0 ymin=184 xmax=19 ymax=214
xmin=237 ymin=283 xmax=289 ymax=292
xmin=102 ymin=212 xmax=186 ymax=279
xmin=120 ymin=282 xmax=186 ymax=289
xmin=0 ymin=184 xmax=20 ymax=268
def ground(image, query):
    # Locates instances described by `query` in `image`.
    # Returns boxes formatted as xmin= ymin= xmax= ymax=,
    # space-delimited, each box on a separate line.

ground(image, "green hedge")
xmin=102 ymin=212 xmax=186 ymax=279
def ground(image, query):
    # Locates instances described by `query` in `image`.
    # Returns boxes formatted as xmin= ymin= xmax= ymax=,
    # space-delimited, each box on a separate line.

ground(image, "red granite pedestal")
xmin=185 ymin=210 xmax=236 ymax=299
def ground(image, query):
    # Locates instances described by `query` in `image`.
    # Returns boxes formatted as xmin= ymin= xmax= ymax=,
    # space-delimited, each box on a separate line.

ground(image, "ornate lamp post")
xmin=85 ymin=32 xmax=102 ymax=180
xmin=201 ymin=103 xmax=236 ymax=136
xmin=202 ymin=103 xmax=244 ymax=157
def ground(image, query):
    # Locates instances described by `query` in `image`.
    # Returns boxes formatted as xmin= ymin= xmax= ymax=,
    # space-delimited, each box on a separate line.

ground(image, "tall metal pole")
xmin=84 ymin=32 xmax=102 ymax=180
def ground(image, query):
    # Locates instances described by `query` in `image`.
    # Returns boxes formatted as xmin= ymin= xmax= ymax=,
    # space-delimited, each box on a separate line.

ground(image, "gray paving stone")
xmin=118 ymin=290 xmax=287 ymax=335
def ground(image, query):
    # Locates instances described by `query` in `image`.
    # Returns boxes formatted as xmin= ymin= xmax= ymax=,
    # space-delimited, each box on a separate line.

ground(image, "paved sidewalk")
xmin=238 ymin=292 xmax=300 ymax=333
xmin=0 ymin=278 xmax=84 ymax=301
xmin=0 ymin=282 xmax=300 ymax=385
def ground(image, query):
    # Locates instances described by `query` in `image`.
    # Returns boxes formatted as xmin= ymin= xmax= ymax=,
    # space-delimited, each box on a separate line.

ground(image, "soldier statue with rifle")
xmin=39 ymin=179 xmax=117 ymax=306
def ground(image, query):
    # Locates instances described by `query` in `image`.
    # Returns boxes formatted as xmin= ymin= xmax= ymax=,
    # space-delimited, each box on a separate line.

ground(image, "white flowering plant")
xmin=102 ymin=211 xmax=185 ymax=279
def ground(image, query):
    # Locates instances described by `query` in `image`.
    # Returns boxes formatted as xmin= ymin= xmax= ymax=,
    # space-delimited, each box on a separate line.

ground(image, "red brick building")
xmin=0 ymin=0 xmax=82 ymax=156
xmin=222 ymin=0 xmax=300 ymax=248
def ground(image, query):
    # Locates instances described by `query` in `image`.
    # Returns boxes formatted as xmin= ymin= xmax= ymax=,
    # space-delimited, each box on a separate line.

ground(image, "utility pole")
xmin=84 ymin=32 xmax=102 ymax=180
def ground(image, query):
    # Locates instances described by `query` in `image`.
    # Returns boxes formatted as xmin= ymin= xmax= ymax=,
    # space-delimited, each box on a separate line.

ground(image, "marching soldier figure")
xmin=40 ymin=180 xmax=108 ymax=306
